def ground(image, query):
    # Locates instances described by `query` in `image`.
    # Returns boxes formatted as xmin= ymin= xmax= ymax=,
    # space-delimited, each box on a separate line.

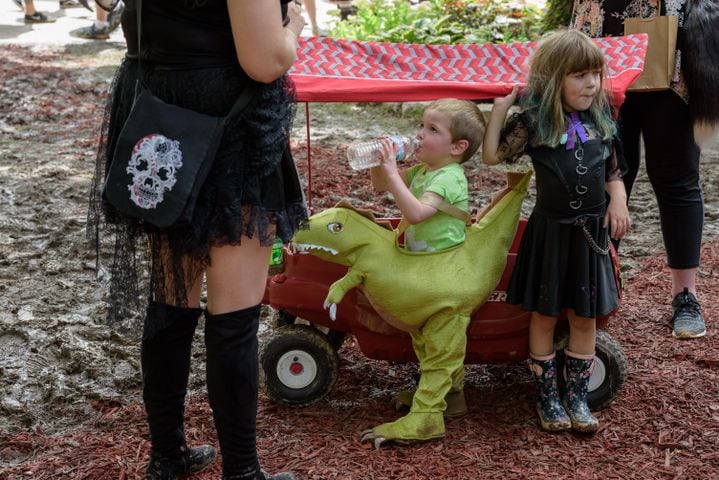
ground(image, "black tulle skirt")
xmin=88 ymin=58 xmax=308 ymax=324
xmin=506 ymin=212 xmax=620 ymax=318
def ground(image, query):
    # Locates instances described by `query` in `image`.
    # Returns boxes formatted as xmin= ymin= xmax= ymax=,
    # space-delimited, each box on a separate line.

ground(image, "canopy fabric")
xmin=290 ymin=34 xmax=648 ymax=105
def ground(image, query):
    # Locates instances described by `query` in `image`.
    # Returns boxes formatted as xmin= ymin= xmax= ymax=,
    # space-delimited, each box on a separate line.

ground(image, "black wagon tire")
xmin=260 ymin=324 xmax=339 ymax=407
xmin=273 ymin=309 xmax=346 ymax=351
xmin=555 ymin=330 xmax=628 ymax=411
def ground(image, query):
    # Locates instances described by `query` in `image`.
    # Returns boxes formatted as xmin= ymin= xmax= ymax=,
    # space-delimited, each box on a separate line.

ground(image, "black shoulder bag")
xmin=103 ymin=0 xmax=258 ymax=228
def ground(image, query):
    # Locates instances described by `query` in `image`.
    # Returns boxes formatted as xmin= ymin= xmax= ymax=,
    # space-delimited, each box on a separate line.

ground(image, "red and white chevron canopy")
xmin=290 ymin=34 xmax=648 ymax=105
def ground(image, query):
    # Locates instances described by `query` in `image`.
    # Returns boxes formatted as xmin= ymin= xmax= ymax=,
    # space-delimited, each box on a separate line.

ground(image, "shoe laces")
xmin=673 ymin=289 xmax=701 ymax=317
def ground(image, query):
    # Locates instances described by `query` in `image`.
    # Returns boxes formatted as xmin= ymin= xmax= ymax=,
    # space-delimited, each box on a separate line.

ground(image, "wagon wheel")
xmin=260 ymin=324 xmax=339 ymax=407
xmin=273 ymin=309 xmax=346 ymax=351
xmin=555 ymin=330 xmax=628 ymax=410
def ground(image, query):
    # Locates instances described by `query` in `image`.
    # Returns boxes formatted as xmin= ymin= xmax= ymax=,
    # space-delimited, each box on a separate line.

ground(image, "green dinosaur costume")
xmin=292 ymin=171 xmax=531 ymax=447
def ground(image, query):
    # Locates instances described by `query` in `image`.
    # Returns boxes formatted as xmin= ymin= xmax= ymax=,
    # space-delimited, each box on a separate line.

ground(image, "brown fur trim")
xmin=683 ymin=0 xmax=719 ymax=124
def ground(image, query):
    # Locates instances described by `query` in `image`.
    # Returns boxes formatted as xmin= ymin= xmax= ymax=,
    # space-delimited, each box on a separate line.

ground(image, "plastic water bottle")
xmin=268 ymin=238 xmax=284 ymax=274
xmin=346 ymin=135 xmax=415 ymax=171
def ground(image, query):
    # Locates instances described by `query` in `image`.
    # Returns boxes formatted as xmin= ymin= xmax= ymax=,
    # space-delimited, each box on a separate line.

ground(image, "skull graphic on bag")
xmin=126 ymin=134 xmax=183 ymax=210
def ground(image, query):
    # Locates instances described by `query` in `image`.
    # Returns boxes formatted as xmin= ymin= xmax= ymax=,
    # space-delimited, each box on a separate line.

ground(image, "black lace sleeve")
xmin=606 ymin=136 xmax=627 ymax=182
xmin=498 ymin=112 xmax=529 ymax=164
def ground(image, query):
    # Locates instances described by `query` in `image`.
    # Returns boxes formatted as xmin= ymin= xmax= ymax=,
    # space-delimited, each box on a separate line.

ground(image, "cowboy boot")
xmin=142 ymin=302 xmax=216 ymax=479
xmin=562 ymin=350 xmax=599 ymax=433
xmin=529 ymin=352 xmax=571 ymax=432
xmin=204 ymin=305 xmax=296 ymax=480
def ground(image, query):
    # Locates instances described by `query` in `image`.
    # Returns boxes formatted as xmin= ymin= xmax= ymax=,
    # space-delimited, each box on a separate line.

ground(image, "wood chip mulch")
xmin=2 ymin=241 xmax=717 ymax=479
xmin=1 ymin=45 xmax=716 ymax=479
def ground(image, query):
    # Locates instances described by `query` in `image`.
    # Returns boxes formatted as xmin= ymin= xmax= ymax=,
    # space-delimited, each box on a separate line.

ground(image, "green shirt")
xmin=404 ymin=163 xmax=468 ymax=252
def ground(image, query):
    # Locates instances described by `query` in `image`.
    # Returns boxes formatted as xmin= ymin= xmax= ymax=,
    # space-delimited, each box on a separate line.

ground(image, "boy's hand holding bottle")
xmin=375 ymin=135 xmax=403 ymax=179
xmin=346 ymin=135 xmax=415 ymax=170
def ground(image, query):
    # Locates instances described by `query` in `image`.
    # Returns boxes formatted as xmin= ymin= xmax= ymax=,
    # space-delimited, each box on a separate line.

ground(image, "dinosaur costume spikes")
xmin=291 ymin=171 xmax=532 ymax=445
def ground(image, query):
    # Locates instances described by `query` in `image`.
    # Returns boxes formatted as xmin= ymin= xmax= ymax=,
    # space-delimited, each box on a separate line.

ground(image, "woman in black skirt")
xmin=483 ymin=30 xmax=630 ymax=435
xmin=87 ymin=1 xmax=307 ymax=479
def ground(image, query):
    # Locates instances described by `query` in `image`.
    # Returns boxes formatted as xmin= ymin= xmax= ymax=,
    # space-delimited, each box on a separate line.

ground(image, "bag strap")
xmin=396 ymin=193 xmax=471 ymax=235
xmin=135 ymin=0 xmax=258 ymax=120
xmin=418 ymin=192 xmax=472 ymax=225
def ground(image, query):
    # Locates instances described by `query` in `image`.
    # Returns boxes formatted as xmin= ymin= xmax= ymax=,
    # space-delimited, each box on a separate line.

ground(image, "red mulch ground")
xmin=2 ymin=208 xmax=718 ymax=480
xmin=1 ymin=46 xmax=718 ymax=480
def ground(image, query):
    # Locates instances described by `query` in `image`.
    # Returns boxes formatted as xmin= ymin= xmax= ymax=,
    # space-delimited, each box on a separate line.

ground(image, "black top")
xmin=500 ymin=112 xmax=622 ymax=222
xmin=121 ymin=0 xmax=289 ymax=69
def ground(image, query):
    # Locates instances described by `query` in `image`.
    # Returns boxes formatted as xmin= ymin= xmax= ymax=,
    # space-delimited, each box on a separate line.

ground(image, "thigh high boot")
xmin=204 ymin=305 xmax=295 ymax=480
xmin=529 ymin=352 xmax=571 ymax=432
xmin=562 ymin=350 xmax=599 ymax=433
xmin=142 ymin=302 xmax=216 ymax=479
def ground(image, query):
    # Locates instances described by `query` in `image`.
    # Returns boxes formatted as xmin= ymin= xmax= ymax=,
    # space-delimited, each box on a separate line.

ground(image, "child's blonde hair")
xmin=522 ymin=29 xmax=616 ymax=147
xmin=426 ymin=98 xmax=486 ymax=163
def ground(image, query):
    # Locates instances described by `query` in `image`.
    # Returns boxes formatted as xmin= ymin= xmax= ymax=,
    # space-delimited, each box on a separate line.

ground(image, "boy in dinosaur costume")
xmin=292 ymin=98 xmax=531 ymax=447
xmin=293 ymin=173 xmax=531 ymax=447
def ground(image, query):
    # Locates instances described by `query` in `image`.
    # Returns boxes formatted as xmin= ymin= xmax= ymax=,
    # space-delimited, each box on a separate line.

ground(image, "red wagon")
xmin=260 ymin=35 xmax=647 ymax=410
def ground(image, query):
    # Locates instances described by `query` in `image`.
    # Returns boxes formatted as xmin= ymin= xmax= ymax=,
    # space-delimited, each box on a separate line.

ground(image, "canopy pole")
xmin=305 ymin=102 xmax=313 ymax=213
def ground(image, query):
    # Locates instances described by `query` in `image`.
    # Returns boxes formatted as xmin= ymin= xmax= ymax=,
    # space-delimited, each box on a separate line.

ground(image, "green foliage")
xmin=541 ymin=0 xmax=572 ymax=32
xmin=328 ymin=0 xmax=545 ymax=44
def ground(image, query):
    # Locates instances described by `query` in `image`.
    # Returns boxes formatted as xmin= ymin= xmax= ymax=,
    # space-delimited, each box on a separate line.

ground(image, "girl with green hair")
xmin=483 ymin=29 xmax=630 ymax=433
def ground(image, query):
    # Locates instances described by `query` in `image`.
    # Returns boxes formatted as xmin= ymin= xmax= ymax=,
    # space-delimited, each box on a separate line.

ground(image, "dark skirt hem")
xmin=505 ymin=212 xmax=620 ymax=319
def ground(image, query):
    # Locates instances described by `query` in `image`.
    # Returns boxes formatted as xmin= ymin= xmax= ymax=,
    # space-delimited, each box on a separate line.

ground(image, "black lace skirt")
xmin=88 ymin=58 xmax=307 ymax=324
xmin=506 ymin=212 xmax=620 ymax=318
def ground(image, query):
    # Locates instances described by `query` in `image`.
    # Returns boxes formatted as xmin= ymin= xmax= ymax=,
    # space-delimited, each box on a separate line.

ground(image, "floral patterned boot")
xmin=562 ymin=351 xmax=599 ymax=433
xmin=529 ymin=353 xmax=571 ymax=432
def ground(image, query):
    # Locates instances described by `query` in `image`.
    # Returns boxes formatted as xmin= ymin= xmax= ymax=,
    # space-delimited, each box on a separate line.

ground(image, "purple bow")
xmin=565 ymin=112 xmax=588 ymax=150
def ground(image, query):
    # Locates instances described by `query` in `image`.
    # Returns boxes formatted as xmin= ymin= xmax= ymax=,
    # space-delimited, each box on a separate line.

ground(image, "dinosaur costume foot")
xmin=390 ymin=389 xmax=468 ymax=418
xmin=359 ymin=412 xmax=445 ymax=449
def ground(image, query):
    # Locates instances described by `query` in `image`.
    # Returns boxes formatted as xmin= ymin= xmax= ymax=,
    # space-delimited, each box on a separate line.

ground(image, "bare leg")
xmin=25 ymin=0 xmax=36 ymax=15
xmin=671 ymin=267 xmax=697 ymax=297
xmin=529 ymin=312 xmax=557 ymax=357
xmin=567 ymin=309 xmax=596 ymax=356
xmin=303 ymin=0 xmax=319 ymax=33
xmin=205 ymin=238 xmax=272 ymax=314
xmin=96 ymin=5 xmax=108 ymax=22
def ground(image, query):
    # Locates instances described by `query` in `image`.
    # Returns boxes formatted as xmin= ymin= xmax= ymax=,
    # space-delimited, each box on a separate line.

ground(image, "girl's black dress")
xmin=501 ymin=112 xmax=622 ymax=319
xmin=88 ymin=0 xmax=307 ymax=324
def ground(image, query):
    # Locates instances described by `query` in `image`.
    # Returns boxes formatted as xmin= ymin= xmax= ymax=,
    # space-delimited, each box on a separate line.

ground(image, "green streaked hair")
xmin=520 ymin=29 xmax=616 ymax=147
